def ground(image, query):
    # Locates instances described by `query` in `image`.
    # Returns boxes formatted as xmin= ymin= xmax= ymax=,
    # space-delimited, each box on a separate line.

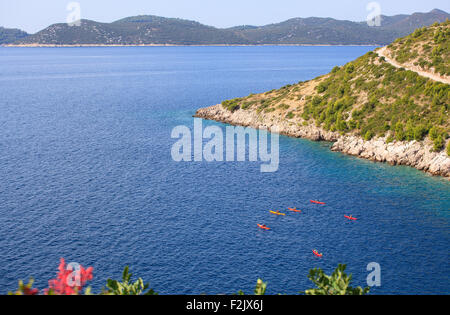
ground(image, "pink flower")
xmin=45 ymin=258 xmax=93 ymax=295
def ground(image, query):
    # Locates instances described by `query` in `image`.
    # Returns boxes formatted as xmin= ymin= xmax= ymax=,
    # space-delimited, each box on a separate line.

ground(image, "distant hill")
xmin=9 ymin=16 xmax=252 ymax=46
xmin=378 ymin=9 xmax=449 ymax=34
xmin=5 ymin=9 xmax=450 ymax=46
xmin=0 ymin=27 xmax=28 ymax=44
xmin=233 ymin=17 xmax=397 ymax=45
xmin=242 ymin=9 xmax=450 ymax=45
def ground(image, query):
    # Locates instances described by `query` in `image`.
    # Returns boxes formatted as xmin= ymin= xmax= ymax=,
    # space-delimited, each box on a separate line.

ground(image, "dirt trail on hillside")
xmin=377 ymin=47 xmax=450 ymax=85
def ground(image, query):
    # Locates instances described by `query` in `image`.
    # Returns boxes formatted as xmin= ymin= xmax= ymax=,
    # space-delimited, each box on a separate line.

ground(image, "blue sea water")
xmin=0 ymin=46 xmax=448 ymax=295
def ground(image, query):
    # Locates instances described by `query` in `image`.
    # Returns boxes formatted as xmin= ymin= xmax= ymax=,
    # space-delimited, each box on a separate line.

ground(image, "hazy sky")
xmin=1 ymin=0 xmax=449 ymax=33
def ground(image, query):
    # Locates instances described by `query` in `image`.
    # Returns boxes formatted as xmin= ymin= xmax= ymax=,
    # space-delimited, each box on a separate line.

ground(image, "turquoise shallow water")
xmin=0 ymin=46 xmax=448 ymax=294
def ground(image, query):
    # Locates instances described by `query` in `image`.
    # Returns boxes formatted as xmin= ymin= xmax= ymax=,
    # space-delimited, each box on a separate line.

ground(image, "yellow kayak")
xmin=270 ymin=210 xmax=286 ymax=216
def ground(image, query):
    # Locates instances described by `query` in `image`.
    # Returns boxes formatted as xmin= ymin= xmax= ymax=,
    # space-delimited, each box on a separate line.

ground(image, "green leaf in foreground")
xmin=104 ymin=266 xmax=157 ymax=295
xmin=304 ymin=264 xmax=370 ymax=295
xmin=236 ymin=279 xmax=267 ymax=295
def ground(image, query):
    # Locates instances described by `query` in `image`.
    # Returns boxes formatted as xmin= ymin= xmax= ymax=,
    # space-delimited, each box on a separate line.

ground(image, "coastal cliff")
xmin=195 ymin=21 xmax=450 ymax=178
xmin=195 ymin=104 xmax=450 ymax=178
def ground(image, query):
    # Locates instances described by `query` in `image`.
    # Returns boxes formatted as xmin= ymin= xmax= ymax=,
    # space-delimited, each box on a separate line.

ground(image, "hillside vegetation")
xmin=221 ymin=22 xmax=450 ymax=154
xmin=387 ymin=19 xmax=450 ymax=76
xmin=237 ymin=9 xmax=449 ymax=45
xmin=14 ymin=18 xmax=250 ymax=46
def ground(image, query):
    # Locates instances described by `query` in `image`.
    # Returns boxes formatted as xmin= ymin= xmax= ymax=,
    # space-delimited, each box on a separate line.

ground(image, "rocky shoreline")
xmin=195 ymin=104 xmax=450 ymax=178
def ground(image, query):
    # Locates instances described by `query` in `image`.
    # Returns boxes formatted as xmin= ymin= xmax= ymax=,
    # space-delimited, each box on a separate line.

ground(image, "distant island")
xmin=195 ymin=21 xmax=450 ymax=178
xmin=1 ymin=9 xmax=449 ymax=46
xmin=0 ymin=27 xmax=28 ymax=44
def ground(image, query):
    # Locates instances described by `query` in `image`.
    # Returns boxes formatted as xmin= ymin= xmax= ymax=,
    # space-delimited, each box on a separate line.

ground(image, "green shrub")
xmin=278 ymin=103 xmax=290 ymax=110
xmin=395 ymin=123 xmax=405 ymax=141
xmin=286 ymin=111 xmax=295 ymax=119
xmin=317 ymin=82 xmax=328 ymax=93
xmin=433 ymin=135 xmax=444 ymax=152
xmin=364 ymin=131 xmax=374 ymax=141
xmin=222 ymin=99 xmax=241 ymax=112
xmin=413 ymin=125 xmax=428 ymax=141
xmin=429 ymin=126 xmax=440 ymax=140
xmin=311 ymin=96 xmax=322 ymax=106
xmin=305 ymin=264 xmax=370 ymax=296
xmin=346 ymin=64 xmax=355 ymax=74
xmin=386 ymin=134 xmax=394 ymax=144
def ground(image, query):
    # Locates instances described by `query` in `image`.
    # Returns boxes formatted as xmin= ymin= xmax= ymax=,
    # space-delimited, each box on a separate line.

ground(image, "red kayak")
xmin=312 ymin=250 xmax=323 ymax=258
xmin=344 ymin=215 xmax=357 ymax=221
xmin=288 ymin=208 xmax=302 ymax=213
xmin=310 ymin=200 xmax=326 ymax=205
xmin=257 ymin=224 xmax=271 ymax=230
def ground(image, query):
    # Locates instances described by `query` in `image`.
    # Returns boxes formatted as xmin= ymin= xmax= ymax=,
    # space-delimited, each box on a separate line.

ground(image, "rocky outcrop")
xmin=195 ymin=104 xmax=450 ymax=178
xmin=331 ymin=136 xmax=450 ymax=177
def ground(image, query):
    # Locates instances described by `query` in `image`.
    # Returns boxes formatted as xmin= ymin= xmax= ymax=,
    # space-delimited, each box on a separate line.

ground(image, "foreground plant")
xmin=237 ymin=279 xmax=268 ymax=295
xmin=8 ymin=261 xmax=369 ymax=295
xmin=9 ymin=258 xmax=94 ymax=295
xmin=8 ymin=279 xmax=39 ymax=295
xmin=304 ymin=264 xmax=370 ymax=295
xmin=103 ymin=266 xmax=157 ymax=295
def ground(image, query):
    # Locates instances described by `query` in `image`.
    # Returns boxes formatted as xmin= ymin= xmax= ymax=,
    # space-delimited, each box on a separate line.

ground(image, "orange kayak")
xmin=288 ymin=208 xmax=302 ymax=213
xmin=312 ymin=250 xmax=323 ymax=258
xmin=344 ymin=215 xmax=357 ymax=221
xmin=310 ymin=200 xmax=326 ymax=205
xmin=270 ymin=211 xmax=286 ymax=216
xmin=257 ymin=224 xmax=271 ymax=230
